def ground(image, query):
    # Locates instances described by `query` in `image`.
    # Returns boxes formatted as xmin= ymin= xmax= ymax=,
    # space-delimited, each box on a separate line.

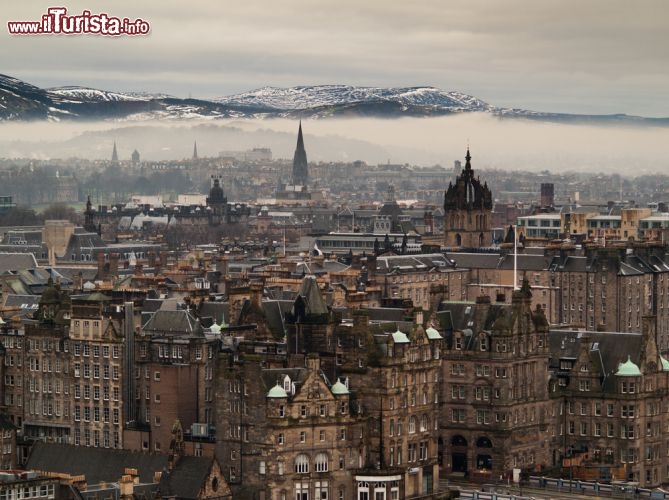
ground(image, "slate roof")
xmin=142 ymin=309 xmax=203 ymax=336
xmin=261 ymin=368 xmax=307 ymax=395
xmin=375 ymin=253 xmax=454 ymax=273
xmin=1 ymin=294 xmax=40 ymax=317
xmin=0 ymin=253 xmax=38 ymax=273
xmin=26 ymin=442 xmax=168 ymax=484
xmin=548 ymin=329 xmax=643 ymax=393
xmin=198 ymin=301 xmax=229 ymax=325
xmin=444 ymin=252 xmax=502 ymax=270
xmin=158 ymin=456 xmax=217 ymax=500
xmin=364 ymin=308 xmax=407 ymax=323
xmin=295 ymin=276 xmax=329 ymax=316
xmin=263 ymin=300 xmax=293 ymax=338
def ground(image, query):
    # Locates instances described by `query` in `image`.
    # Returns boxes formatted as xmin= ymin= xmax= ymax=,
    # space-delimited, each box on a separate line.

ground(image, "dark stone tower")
xmin=443 ymin=149 xmax=493 ymax=248
xmin=206 ymin=175 xmax=227 ymax=224
xmin=111 ymin=141 xmax=119 ymax=163
xmin=540 ymin=183 xmax=554 ymax=209
xmin=84 ymin=195 xmax=96 ymax=233
xmin=291 ymin=121 xmax=308 ymax=187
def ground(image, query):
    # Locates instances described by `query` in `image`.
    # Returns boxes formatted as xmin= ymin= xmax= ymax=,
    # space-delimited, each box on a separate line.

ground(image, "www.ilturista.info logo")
xmin=8 ymin=7 xmax=150 ymax=36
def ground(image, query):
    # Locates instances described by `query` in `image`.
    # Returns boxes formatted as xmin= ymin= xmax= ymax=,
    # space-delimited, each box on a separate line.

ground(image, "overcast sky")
xmin=3 ymin=0 xmax=668 ymax=117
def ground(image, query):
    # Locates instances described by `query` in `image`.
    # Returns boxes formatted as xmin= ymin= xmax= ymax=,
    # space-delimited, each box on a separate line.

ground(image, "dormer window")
xmin=455 ymin=336 xmax=462 ymax=350
xmin=283 ymin=375 xmax=291 ymax=392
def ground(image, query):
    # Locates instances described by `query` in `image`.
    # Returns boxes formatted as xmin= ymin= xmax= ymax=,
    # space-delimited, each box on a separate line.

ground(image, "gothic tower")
xmin=443 ymin=149 xmax=493 ymax=248
xmin=291 ymin=121 xmax=308 ymax=187
xmin=193 ymin=140 xmax=198 ymax=160
xmin=111 ymin=141 xmax=119 ymax=163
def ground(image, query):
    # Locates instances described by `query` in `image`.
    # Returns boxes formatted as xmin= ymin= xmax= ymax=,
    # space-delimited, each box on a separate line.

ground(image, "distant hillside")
xmin=1 ymin=74 xmax=668 ymax=125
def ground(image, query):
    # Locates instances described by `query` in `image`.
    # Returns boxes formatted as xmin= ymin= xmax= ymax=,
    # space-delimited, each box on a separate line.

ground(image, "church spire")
xmin=193 ymin=140 xmax=198 ymax=160
xmin=291 ymin=121 xmax=308 ymax=186
xmin=111 ymin=141 xmax=118 ymax=163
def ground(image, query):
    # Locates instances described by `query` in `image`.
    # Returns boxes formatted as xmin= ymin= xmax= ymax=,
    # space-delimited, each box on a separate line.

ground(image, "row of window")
xmin=276 ymin=428 xmax=350 ymax=444
xmin=388 ymin=414 xmax=435 ymax=436
xmin=72 ymin=342 xmax=119 ymax=358
xmin=73 ymin=362 xmax=120 ymax=380
xmin=73 ymin=405 xmax=120 ymax=424
xmin=73 ymin=427 xmax=120 ymax=448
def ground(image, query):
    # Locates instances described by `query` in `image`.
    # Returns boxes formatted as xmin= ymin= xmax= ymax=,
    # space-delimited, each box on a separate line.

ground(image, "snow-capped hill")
xmin=1 ymin=73 xmax=667 ymax=125
xmin=216 ymin=85 xmax=492 ymax=113
xmin=47 ymin=86 xmax=153 ymax=103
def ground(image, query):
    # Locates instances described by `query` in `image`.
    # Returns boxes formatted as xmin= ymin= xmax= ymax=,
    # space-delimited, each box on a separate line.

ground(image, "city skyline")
xmin=3 ymin=0 xmax=668 ymax=117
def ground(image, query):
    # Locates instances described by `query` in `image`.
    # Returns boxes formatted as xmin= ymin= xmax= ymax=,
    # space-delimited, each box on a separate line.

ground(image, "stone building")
xmin=549 ymin=244 xmax=669 ymax=348
xmin=216 ymin=345 xmax=362 ymax=499
xmin=548 ymin=318 xmax=669 ymax=487
xmin=68 ymin=293 xmax=125 ymax=450
xmin=3 ymin=279 xmax=72 ymax=454
xmin=129 ymin=308 xmax=219 ymax=454
xmin=0 ymin=285 xmax=133 ymax=462
xmin=439 ymin=281 xmax=552 ymax=482
xmin=334 ymin=309 xmax=443 ymax=498
xmin=443 ymin=149 xmax=493 ymax=248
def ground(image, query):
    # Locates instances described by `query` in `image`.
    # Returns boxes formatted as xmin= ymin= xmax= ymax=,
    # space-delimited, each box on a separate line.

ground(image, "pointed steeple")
xmin=464 ymin=148 xmax=472 ymax=170
xmin=111 ymin=141 xmax=118 ymax=163
xmin=193 ymin=140 xmax=198 ymax=160
xmin=291 ymin=121 xmax=308 ymax=186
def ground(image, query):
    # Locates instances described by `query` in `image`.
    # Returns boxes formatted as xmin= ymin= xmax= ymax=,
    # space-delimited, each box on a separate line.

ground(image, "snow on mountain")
xmin=215 ymin=85 xmax=492 ymax=113
xmin=46 ymin=86 xmax=160 ymax=103
xmin=1 ymin=74 xmax=667 ymax=124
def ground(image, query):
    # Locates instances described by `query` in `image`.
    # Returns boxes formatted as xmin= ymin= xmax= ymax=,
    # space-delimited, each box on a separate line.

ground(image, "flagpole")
xmin=514 ymin=224 xmax=518 ymax=291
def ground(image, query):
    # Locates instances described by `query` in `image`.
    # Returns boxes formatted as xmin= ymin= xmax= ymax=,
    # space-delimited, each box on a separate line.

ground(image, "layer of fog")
xmin=1 ymin=114 xmax=668 ymax=175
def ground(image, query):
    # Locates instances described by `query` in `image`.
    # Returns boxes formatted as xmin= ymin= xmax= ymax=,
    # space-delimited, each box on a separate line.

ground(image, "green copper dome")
xmin=392 ymin=329 xmax=410 ymax=344
xmin=616 ymin=355 xmax=641 ymax=377
xmin=425 ymin=326 xmax=442 ymax=340
xmin=267 ymin=384 xmax=288 ymax=398
xmin=660 ymin=355 xmax=669 ymax=372
xmin=331 ymin=380 xmax=349 ymax=395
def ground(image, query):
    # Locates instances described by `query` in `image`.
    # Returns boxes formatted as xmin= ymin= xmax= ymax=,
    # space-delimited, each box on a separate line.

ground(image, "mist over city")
xmin=1 ymin=114 xmax=668 ymax=174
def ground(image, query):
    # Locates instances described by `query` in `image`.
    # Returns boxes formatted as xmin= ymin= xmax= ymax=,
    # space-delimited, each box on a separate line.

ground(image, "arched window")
xmin=314 ymin=452 xmax=329 ymax=472
xmin=451 ymin=435 xmax=467 ymax=447
xmin=420 ymin=414 xmax=428 ymax=432
xmin=295 ymin=454 xmax=309 ymax=474
xmin=476 ymin=436 xmax=493 ymax=448
xmin=409 ymin=415 xmax=417 ymax=434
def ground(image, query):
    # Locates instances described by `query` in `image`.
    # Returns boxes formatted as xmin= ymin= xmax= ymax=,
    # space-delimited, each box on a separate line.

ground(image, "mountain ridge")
xmin=1 ymin=73 xmax=667 ymax=125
